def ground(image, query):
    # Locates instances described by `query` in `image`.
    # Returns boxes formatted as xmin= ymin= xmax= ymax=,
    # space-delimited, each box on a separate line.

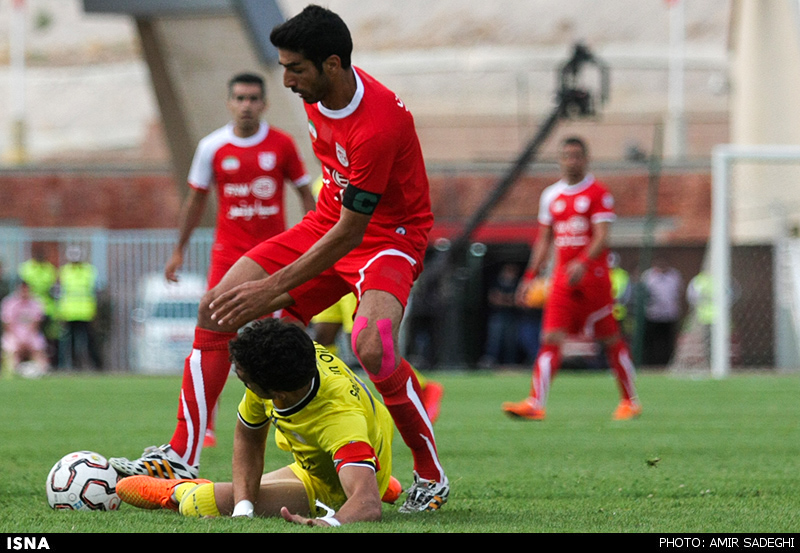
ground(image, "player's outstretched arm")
xmin=209 ymin=207 xmax=370 ymax=328
xmin=231 ymin=419 xmax=268 ymax=514
xmin=166 ymin=188 xmax=209 ymax=282
xmin=280 ymin=464 xmax=382 ymax=527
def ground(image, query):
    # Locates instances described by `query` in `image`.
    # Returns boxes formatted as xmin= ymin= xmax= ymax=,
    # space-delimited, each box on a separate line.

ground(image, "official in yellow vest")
xmin=687 ymin=271 xmax=714 ymax=325
xmin=58 ymin=246 xmax=102 ymax=370
xmin=18 ymin=246 xmax=58 ymax=319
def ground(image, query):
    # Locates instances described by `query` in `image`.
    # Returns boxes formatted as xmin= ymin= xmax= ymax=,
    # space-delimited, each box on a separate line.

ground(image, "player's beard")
xmin=295 ymin=72 xmax=332 ymax=105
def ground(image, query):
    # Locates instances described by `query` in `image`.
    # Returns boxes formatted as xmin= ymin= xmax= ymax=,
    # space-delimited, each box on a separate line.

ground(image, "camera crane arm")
xmin=427 ymin=42 xmax=610 ymax=281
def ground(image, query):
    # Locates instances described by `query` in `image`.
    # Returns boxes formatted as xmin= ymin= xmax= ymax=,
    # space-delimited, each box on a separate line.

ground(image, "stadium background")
xmin=0 ymin=0 xmax=793 ymax=373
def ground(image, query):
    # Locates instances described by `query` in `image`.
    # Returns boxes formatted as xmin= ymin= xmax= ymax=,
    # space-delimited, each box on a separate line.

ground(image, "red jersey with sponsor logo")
xmin=303 ymin=67 xmax=433 ymax=262
xmin=187 ymin=122 xmax=310 ymax=257
xmin=538 ymin=174 xmax=616 ymax=283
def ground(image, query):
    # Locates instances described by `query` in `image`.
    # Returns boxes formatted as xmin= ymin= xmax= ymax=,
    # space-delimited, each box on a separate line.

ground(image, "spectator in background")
xmin=481 ymin=263 xmax=521 ymax=367
xmin=686 ymin=270 xmax=714 ymax=328
xmin=18 ymin=243 xmax=59 ymax=366
xmin=58 ymin=245 xmax=103 ymax=371
xmin=1 ymin=280 xmax=50 ymax=376
xmin=641 ymin=256 xmax=683 ymax=366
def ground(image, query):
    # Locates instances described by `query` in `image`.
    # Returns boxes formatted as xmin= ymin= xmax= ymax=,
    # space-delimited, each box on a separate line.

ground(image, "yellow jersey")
xmin=237 ymin=343 xmax=394 ymax=507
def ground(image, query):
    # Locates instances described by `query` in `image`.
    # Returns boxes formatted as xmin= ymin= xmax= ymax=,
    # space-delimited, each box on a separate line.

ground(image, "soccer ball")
xmin=46 ymin=451 xmax=121 ymax=511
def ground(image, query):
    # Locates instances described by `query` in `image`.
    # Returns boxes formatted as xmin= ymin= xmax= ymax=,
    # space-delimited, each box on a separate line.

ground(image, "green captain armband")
xmin=342 ymin=184 xmax=381 ymax=215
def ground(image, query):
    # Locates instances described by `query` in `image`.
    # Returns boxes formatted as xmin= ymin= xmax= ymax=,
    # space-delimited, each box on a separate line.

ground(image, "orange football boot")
xmin=116 ymin=475 xmax=211 ymax=511
xmin=202 ymin=429 xmax=217 ymax=448
xmin=502 ymin=397 xmax=546 ymax=420
xmin=612 ymin=399 xmax=642 ymax=420
xmin=420 ymin=381 xmax=445 ymax=424
xmin=381 ymin=476 xmax=403 ymax=504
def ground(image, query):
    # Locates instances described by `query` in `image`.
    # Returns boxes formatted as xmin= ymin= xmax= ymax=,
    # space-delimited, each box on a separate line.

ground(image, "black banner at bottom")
xmin=2 ymin=533 xmax=800 ymax=547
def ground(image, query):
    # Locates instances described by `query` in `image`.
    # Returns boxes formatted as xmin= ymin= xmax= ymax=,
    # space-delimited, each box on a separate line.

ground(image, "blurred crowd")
xmin=0 ymin=243 xmax=104 ymax=378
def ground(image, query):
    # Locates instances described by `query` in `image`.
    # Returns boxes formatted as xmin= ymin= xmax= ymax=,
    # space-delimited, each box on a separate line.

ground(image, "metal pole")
xmin=710 ymin=145 xmax=732 ymax=378
xmin=667 ymin=0 xmax=686 ymax=159
xmin=8 ymin=0 xmax=28 ymax=163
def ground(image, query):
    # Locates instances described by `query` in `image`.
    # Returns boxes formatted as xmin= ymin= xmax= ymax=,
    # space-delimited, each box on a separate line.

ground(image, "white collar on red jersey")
xmin=317 ymin=67 xmax=365 ymax=120
xmin=224 ymin=121 xmax=269 ymax=147
xmin=555 ymin=173 xmax=596 ymax=195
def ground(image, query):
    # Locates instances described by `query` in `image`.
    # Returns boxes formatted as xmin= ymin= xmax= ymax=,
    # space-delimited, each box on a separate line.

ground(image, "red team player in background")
xmin=111 ymin=72 xmax=314 ymax=470
xmin=165 ymin=72 xmax=315 ymax=291
xmin=503 ymin=137 xmax=642 ymax=421
xmin=164 ymin=72 xmax=314 ymax=448
xmin=113 ymin=5 xmax=448 ymax=514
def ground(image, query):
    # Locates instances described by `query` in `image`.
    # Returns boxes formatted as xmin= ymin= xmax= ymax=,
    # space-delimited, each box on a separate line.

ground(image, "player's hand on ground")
xmin=280 ymin=507 xmax=333 ymax=527
xmin=165 ymin=251 xmax=184 ymax=283
xmin=209 ymin=280 xmax=274 ymax=328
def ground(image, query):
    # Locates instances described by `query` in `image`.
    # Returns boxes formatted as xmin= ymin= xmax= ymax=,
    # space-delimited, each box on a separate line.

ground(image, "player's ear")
xmin=322 ymin=55 xmax=341 ymax=75
xmin=270 ymin=390 xmax=288 ymax=403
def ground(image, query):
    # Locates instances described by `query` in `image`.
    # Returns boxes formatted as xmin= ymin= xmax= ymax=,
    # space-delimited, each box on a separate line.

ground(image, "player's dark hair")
xmin=229 ymin=318 xmax=316 ymax=393
xmin=228 ymin=72 xmax=266 ymax=98
xmin=269 ymin=5 xmax=353 ymax=71
xmin=562 ymin=136 xmax=588 ymax=156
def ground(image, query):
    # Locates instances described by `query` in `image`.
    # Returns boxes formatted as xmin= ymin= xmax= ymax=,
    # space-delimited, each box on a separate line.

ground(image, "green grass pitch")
xmin=1 ymin=369 xmax=799 ymax=534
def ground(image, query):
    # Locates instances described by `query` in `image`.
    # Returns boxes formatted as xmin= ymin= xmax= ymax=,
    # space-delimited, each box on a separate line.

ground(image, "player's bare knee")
xmin=196 ymin=291 xmax=215 ymax=327
xmin=351 ymin=316 xmax=397 ymax=378
xmin=353 ymin=331 xmax=384 ymax=375
xmin=197 ymin=289 xmax=234 ymax=331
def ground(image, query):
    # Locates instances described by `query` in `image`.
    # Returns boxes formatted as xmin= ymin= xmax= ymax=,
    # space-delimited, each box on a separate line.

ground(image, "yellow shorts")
xmin=288 ymin=462 xmax=347 ymax=515
xmin=288 ymin=460 xmax=393 ymax=516
xmin=310 ymin=293 xmax=358 ymax=333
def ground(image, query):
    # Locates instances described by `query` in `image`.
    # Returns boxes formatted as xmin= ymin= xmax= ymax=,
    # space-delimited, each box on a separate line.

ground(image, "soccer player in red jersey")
xmin=164 ymin=73 xmax=314 ymax=448
xmin=165 ymin=72 xmax=314 ymax=290
xmin=503 ymin=137 xmax=642 ymax=421
xmin=112 ymin=6 xmax=448 ymax=513
xmin=111 ymin=72 xmax=313 ymax=472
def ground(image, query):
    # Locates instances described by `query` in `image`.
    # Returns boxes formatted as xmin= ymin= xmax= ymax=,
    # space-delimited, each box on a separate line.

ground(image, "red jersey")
xmin=303 ymin=67 xmax=433 ymax=262
xmin=538 ymin=174 xmax=616 ymax=282
xmin=187 ymin=122 xmax=310 ymax=258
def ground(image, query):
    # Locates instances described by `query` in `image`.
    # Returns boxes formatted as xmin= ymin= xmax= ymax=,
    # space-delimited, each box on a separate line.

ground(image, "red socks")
xmin=605 ymin=339 xmax=638 ymax=401
xmin=530 ymin=343 xmax=562 ymax=406
xmin=170 ymin=328 xmax=237 ymax=466
xmin=370 ymin=358 xmax=444 ymax=482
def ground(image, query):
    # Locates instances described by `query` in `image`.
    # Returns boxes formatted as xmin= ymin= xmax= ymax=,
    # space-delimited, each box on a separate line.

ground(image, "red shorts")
xmin=542 ymin=266 xmax=619 ymax=339
xmin=207 ymin=248 xmax=239 ymax=290
xmin=244 ymin=219 xmax=423 ymax=325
